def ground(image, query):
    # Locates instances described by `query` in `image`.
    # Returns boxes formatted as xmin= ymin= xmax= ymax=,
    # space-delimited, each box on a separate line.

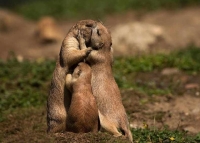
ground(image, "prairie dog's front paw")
xmin=65 ymin=74 xmax=72 ymax=91
xmin=77 ymin=30 xmax=86 ymax=49
xmin=84 ymin=47 xmax=92 ymax=57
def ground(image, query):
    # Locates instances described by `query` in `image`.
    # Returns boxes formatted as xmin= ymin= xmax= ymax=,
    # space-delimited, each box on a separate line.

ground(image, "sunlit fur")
xmin=86 ymin=22 xmax=133 ymax=143
xmin=47 ymin=20 xmax=97 ymax=133
xmin=65 ymin=62 xmax=99 ymax=133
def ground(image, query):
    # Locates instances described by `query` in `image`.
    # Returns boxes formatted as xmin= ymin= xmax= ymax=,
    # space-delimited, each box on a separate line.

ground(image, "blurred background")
xmin=0 ymin=0 xmax=200 ymax=59
xmin=1 ymin=1 xmax=200 ymax=142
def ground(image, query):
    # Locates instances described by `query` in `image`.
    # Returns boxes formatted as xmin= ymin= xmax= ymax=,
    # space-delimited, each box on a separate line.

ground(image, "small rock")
xmin=111 ymin=22 xmax=165 ymax=56
xmin=185 ymin=83 xmax=199 ymax=89
xmin=192 ymin=107 xmax=200 ymax=115
xmin=130 ymin=123 xmax=137 ymax=129
xmin=184 ymin=126 xmax=199 ymax=134
xmin=16 ymin=55 xmax=23 ymax=62
xmin=130 ymin=122 xmax=143 ymax=129
xmin=185 ymin=112 xmax=189 ymax=116
xmin=161 ymin=68 xmax=180 ymax=76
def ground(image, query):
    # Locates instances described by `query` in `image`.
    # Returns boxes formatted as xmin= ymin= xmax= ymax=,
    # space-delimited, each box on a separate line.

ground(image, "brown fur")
xmin=86 ymin=22 xmax=133 ymax=142
xmin=47 ymin=20 xmax=98 ymax=133
xmin=65 ymin=62 xmax=98 ymax=133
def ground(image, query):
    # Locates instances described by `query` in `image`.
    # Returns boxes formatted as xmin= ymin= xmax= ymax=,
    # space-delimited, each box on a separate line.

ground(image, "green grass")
xmin=1 ymin=0 xmax=200 ymax=20
xmin=114 ymin=46 xmax=200 ymax=74
xmin=132 ymin=127 xmax=200 ymax=143
xmin=1 ymin=46 xmax=200 ymax=115
xmin=0 ymin=55 xmax=55 ymax=120
xmin=1 ymin=46 xmax=200 ymax=142
xmin=114 ymin=46 xmax=200 ymax=92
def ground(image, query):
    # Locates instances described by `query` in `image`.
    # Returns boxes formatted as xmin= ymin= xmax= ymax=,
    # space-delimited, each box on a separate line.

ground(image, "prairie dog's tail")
xmin=121 ymin=127 xmax=133 ymax=143
xmin=98 ymin=111 xmax=122 ymax=137
xmin=98 ymin=110 xmax=133 ymax=142
xmin=119 ymin=117 xmax=133 ymax=143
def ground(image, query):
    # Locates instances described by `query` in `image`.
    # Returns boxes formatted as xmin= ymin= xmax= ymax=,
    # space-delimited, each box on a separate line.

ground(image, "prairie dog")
xmin=86 ymin=22 xmax=133 ymax=142
xmin=47 ymin=20 xmax=97 ymax=133
xmin=65 ymin=62 xmax=98 ymax=133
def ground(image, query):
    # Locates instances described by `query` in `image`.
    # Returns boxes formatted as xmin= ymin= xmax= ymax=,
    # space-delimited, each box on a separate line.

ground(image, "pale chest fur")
xmin=64 ymin=36 xmax=79 ymax=49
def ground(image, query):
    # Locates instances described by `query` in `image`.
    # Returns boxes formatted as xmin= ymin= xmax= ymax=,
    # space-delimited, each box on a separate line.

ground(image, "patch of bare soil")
xmin=0 ymin=108 xmax=129 ymax=143
xmin=54 ymin=132 xmax=129 ymax=143
xmin=123 ymin=91 xmax=200 ymax=134
xmin=121 ymin=70 xmax=200 ymax=134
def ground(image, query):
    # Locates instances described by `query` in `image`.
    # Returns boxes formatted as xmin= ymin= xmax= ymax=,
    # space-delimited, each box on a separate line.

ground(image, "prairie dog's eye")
xmin=110 ymin=42 xmax=112 ymax=46
xmin=97 ymin=29 xmax=100 ymax=36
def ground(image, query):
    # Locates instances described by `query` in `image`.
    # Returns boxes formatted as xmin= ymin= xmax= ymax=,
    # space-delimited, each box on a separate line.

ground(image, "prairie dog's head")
xmin=72 ymin=62 xmax=92 ymax=82
xmin=90 ymin=22 xmax=112 ymax=51
xmin=72 ymin=20 xmax=97 ymax=44
xmin=66 ymin=62 xmax=91 ymax=91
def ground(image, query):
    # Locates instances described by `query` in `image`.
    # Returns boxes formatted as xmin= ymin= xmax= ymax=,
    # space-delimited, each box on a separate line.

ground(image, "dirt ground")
xmin=123 ymin=87 xmax=200 ymax=134
xmin=0 ymin=7 xmax=200 ymax=142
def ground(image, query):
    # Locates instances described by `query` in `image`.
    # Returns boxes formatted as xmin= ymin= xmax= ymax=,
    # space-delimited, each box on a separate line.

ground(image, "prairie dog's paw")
xmin=65 ymin=74 xmax=72 ymax=91
xmin=86 ymin=49 xmax=98 ymax=60
xmin=77 ymin=30 xmax=85 ymax=46
xmin=84 ymin=47 xmax=92 ymax=57
xmin=66 ymin=74 xmax=72 ymax=83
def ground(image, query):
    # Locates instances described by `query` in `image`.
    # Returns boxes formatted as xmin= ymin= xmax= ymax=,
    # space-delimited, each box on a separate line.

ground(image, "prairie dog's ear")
xmin=72 ymin=65 xmax=82 ymax=80
xmin=76 ymin=69 xmax=82 ymax=77
xmin=72 ymin=24 xmax=79 ymax=36
xmin=85 ymin=20 xmax=97 ymax=28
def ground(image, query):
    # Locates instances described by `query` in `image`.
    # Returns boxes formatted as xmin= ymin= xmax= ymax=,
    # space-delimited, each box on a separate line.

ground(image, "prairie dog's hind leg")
xmin=47 ymin=112 xmax=66 ymax=133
